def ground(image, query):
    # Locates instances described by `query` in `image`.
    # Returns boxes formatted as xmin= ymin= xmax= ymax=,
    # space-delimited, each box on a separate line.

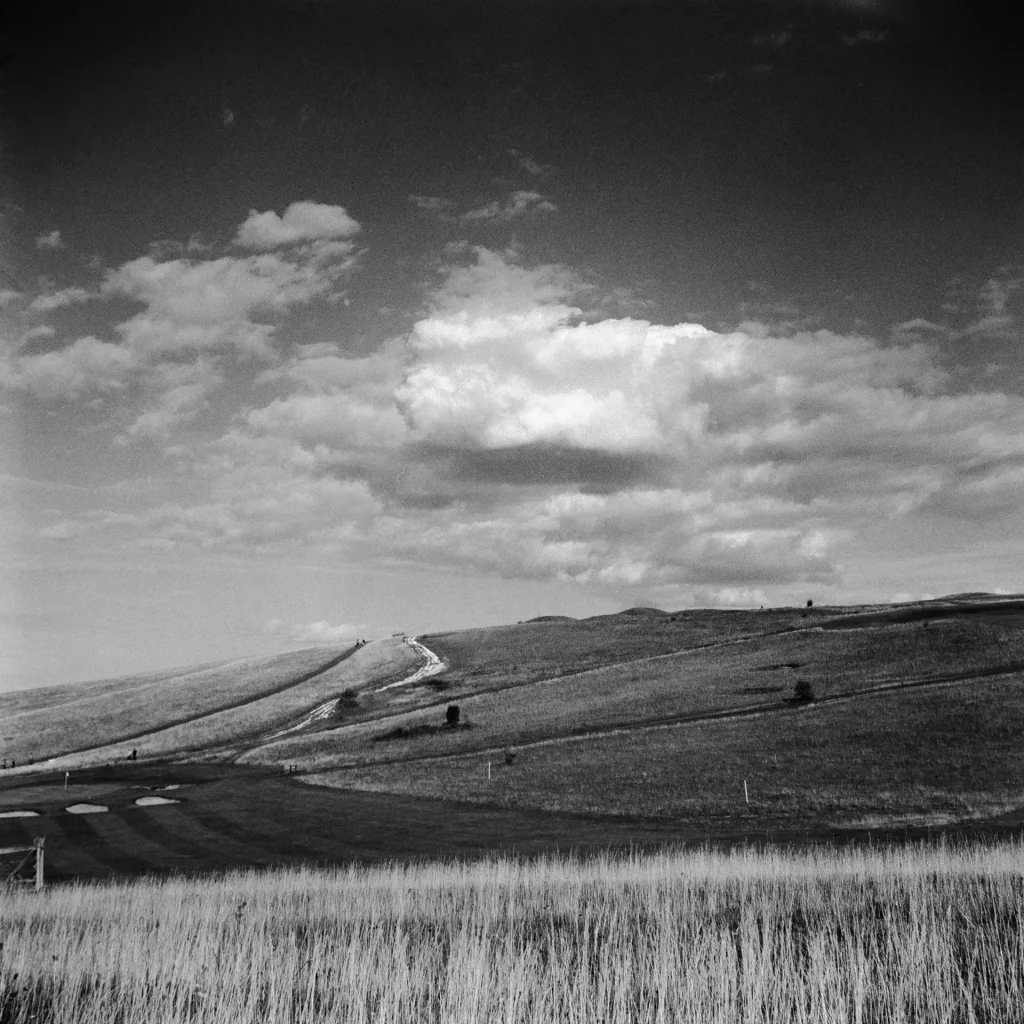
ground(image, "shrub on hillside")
xmin=445 ymin=704 xmax=460 ymax=728
xmin=330 ymin=689 xmax=360 ymax=719
xmin=794 ymin=679 xmax=816 ymax=703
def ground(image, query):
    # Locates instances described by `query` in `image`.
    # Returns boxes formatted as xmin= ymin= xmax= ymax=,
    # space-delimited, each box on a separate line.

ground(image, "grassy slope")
xmin=7 ymin=597 xmax=1024 ymax=844
xmin=245 ymin=617 xmax=1024 ymax=771
xmin=234 ymin=609 xmax=821 ymax=767
xmin=420 ymin=606 xmax=819 ymax=692
xmin=33 ymin=637 xmax=420 ymax=770
xmin=233 ymin=610 xmax=824 ymax=758
xmin=0 ymin=646 xmax=356 ymax=766
xmin=313 ymin=671 xmax=1024 ymax=828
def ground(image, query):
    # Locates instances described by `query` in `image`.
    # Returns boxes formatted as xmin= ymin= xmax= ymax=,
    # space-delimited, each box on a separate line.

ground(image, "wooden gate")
xmin=0 ymin=837 xmax=44 ymax=892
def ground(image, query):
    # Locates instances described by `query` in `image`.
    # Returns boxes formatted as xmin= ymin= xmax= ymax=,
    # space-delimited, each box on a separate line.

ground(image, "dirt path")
xmin=376 ymin=637 xmax=446 ymax=691
xmin=259 ymin=638 xmax=446 ymax=741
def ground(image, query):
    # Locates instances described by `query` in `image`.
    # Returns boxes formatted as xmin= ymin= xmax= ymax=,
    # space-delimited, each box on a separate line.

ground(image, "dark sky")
xmin=6 ymin=0 xmax=1023 ymax=329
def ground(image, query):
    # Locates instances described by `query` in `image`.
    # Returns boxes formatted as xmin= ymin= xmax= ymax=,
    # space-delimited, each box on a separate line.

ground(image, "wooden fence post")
xmin=34 ymin=836 xmax=44 ymax=892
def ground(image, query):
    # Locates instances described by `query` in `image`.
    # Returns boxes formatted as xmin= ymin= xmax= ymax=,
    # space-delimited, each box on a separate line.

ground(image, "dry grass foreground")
xmin=3 ymin=842 xmax=1023 ymax=1023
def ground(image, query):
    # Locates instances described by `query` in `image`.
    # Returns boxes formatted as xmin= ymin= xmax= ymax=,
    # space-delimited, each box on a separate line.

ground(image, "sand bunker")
xmin=66 ymin=803 xmax=108 ymax=814
xmin=0 ymin=809 xmax=39 ymax=818
xmin=135 ymin=796 xmax=179 ymax=806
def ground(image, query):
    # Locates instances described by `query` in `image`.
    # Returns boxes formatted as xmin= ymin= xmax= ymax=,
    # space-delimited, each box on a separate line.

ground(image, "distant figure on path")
xmin=129 ymin=748 xmax=138 ymax=761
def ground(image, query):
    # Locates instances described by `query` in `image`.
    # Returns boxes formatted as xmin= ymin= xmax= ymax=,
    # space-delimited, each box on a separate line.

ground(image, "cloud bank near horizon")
xmin=6 ymin=205 xmax=1024 ymax=605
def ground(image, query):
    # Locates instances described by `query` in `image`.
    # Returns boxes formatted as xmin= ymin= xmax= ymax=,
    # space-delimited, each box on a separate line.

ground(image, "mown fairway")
xmin=0 ymin=762 xmax=738 ymax=884
xmin=3 ymin=842 xmax=1024 ymax=1023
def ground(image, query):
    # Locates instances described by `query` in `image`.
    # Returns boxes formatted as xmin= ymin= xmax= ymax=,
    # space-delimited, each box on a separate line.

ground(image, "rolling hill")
xmin=3 ymin=595 xmax=1024 ymax=882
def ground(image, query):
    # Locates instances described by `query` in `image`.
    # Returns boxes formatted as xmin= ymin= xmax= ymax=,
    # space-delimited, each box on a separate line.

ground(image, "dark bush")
xmin=445 ymin=704 xmax=461 ymax=727
xmin=794 ymin=679 xmax=816 ymax=703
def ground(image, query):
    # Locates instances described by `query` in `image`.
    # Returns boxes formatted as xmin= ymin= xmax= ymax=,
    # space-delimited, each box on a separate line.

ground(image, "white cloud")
xmin=234 ymin=201 xmax=361 ymax=250
xmin=27 ymin=286 xmax=96 ymax=314
xmin=105 ymin=252 xmax=342 ymax=331
xmin=118 ymin=359 xmax=223 ymax=441
xmin=460 ymin=190 xmax=557 ymax=224
xmin=271 ymin=620 xmax=372 ymax=644
xmin=975 ymin=270 xmax=1022 ymax=318
xmin=409 ymin=195 xmax=454 ymax=215
xmin=508 ymin=149 xmax=551 ymax=176
xmin=11 ymin=336 xmax=135 ymax=400
xmin=5 ymin=205 xmax=363 ymax=448
xmin=28 ymin=242 xmax=1024 ymax=602
xmin=411 ymin=191 xmax=556 ymax=224
xmin=34 ymin=230 xmax=64 ymax=251
xmin=39 ymin=519 xmax=89 ymax=540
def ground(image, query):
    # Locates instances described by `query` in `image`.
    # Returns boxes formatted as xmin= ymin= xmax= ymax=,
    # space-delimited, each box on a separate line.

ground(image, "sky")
xmin=1 ymin=0 xmax=1022 ymax=690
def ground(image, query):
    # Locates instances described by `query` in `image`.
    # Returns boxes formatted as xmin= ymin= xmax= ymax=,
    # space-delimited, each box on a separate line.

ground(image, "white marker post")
xmin=744 ymin=780 xmax=749 ymax=804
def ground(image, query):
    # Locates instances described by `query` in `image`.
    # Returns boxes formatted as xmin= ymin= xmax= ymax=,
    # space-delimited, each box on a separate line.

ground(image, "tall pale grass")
xmin=2 ymin=842 xmax=1023 ymax=1023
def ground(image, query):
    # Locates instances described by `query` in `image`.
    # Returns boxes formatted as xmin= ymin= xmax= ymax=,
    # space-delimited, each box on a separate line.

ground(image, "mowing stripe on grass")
xmin=0 ymin=820 xmax=33 ymax=847
xmin=187 ymin=808 xmax=318 ymax=863
xmin=84 ymin=811 xmax=213 ymax=875
xmin=51 ymin=812 xmax=154 ymax=876
xmin=21 ymin=820 xmax=113 ymax=881
xmin=116 ymin=804 xmax=287 ymax=871
xmin=110 ymin=806 xmax=242 ymax=871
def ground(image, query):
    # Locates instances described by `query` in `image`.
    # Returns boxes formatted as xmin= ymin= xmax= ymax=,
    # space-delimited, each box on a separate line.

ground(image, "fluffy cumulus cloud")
xmin=234 ymin=201 xmax=361 ymax=250
xmin=2 ymin=203 xmax=362 ymax=434
xmin=20 ymin=237 xmax=1024 ymax=602
xmin=11 ymin=337 xmax=135 ymax=400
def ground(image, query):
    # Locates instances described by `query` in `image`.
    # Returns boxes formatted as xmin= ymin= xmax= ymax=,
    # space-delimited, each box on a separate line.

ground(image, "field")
xmin=3 ymin=596 xmax=1024 ymax=882
xmin=317 ymin=673 xmax=1024 ymax=827
xmin=4 ymin=639 xmax=418 ymax=771
xmin=252 ymin=616 xmax=1024 ymax=772
xmin=3 ymin=842 xmax=1024 ymax=1023
xmin=0 ymin=646 xmax=355 ymax=766
xmin=0 ymin=762 xmax=723 ymax=883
